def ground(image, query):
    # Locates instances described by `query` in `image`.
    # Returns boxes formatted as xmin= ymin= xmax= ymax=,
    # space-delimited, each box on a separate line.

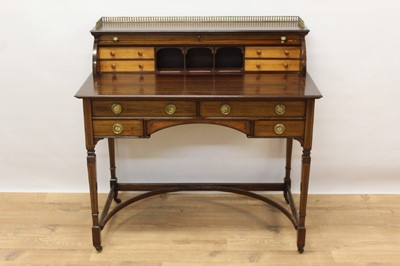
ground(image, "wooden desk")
xmin=75 ymin=16 xmax=322 ymax=253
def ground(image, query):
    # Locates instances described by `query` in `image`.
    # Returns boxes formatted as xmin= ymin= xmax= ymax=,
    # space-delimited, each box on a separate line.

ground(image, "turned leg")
xmin=108 ymin=138 xmax=121 ymax=203
xmin=297 ymin=148 xmax=311 ymax=253
xmin=283 ymin=138 xmax=293 ymax=203
xmin=87 ymin=148 xmax=102 ymax=251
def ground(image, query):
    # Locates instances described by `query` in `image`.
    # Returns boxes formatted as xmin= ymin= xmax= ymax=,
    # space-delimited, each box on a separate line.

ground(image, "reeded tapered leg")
xmin=283 ymin=138 xmax=293 ymax=203
xmin=297 ymin=148 xmax=311 ymax=253
xmin=87 ymin=148 xmax=102 ymax=251
xmin=108 ymin=138 xmax=121 ymax=203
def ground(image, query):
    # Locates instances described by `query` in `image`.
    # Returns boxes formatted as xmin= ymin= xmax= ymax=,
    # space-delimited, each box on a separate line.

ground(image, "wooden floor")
xmin=0 ymin=193 xmax=399 ymax=265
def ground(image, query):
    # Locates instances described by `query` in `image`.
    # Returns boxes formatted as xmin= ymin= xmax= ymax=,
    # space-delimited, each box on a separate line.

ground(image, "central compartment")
xmin=156 ymin=46 xmax=243 ymax=73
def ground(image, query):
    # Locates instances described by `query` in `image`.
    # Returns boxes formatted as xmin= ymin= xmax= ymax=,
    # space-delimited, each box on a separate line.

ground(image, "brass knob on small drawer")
xmin=165 ymin=104 xmax=176 ymax=115
xmin=256 ymin=63 xmax=261 ymax=69
xmin=111 ymin=104 xmax=122 ymax=114
xmin=112 ymin=123 xmax=124 ymax=135
xmin=137 ymin=51 xmax=144 ymax=56
xmin=220 ymin=104 xmax=231 ymax=115
xmin=283 ymin=62 xmax=289 ymax=68
xmin=284 ymin=50 xmax=290 ymax=56
xmin=256 ymin=49 xmax=262 ymax=55
xmin=274 ymin=123 xmax=286 ymax=135
xmin=275 ymin=104 xmax=286 ymax=115
xmin=110 ymin=50 xmax=116 ymax=56
xmin=112 ymin=36 xmax=119 ymax=43
xmin=111 ymin=63 xmax=116 ymax=69
xmin=138 ymin=64 xmax=144 ymax=69
xmin=280 ymin=36 xmax=287 ymax=43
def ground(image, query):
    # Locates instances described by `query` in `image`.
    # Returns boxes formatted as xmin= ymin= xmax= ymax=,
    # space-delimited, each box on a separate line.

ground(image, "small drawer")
xmin=245 ymin=60 xmax=301 ymax=71
xmin=99 ymin=60 xmax=155 ymax=72
xmin=200 ymin=101 xmax=305 ymax=117
xmin=254 ymin=121 xmax=304 ymax=137
xmin=93 ymin=120 xmax=143 ymax=137
xmin=98 ymin=47 xmax=154 ymax=59
xmin=245 ymin=47 xmax=301 ymax=59
xmin=92 ymin=100 xmax=196 ymax=117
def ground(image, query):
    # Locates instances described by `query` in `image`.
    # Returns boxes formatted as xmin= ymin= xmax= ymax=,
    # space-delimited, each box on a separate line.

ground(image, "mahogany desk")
xmin=75 ymin=16 xmax=322 ymax=253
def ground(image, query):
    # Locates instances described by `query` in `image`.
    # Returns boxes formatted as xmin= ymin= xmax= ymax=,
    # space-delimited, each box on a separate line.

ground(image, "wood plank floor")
xmin=0 ymin=193 xmax=399 ymax=265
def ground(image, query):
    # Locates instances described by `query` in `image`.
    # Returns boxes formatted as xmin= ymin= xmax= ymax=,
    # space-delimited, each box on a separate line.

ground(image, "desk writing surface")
xmin=75 ymin=73 xmax=321 ymax=99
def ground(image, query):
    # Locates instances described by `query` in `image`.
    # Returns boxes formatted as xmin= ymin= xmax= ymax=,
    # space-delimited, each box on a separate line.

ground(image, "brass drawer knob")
xmin=111 ymin=104 xmax=122 ymax=114
xmin=112 ymin=36 xmax=119 ymax=43
xmin=283 ymin=62 xmax=289 ymax=68
xmin=280 ymin=36 xmax=287 ymax=43
xmin=220 ymin=104 xmax=231 ymax=115
xmin=138 ymin=51 xmax=144 ymax=57
xmin=112 ymin=123 xmax=124 ymax=135
xmin=110 ymin=50 xmax=116 ymax=56
xmin=256 ymin=49 xmax=262 ymax=55
xmin=284 ymin=50 xmax=290 ymax=56
xmin=111 ymin=63 xmax=116 ymax=69
xmin=165 ymin=104 xmax=176 ymax=115
xmin=274 ymin=123 xmax=286 ymax=135
xmin=256 ymin=63 xmax=261 ymax=69
xmin=275 ymin=104 xmax=286 ymax=115
xmin=138 ymin=64 xmax=144 ymax=69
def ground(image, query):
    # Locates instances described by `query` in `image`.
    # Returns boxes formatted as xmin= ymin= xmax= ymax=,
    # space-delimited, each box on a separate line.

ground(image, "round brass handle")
xmin=220 ymin=104 xmax=231 ymax=115
xmin=112 ymin=36 xmax=119 ymax=43
xmin=138 ymin=64 xmax=144 ymax=69
xmin=274 ymin=123 xmax=286 ymax=135
xmin=256 ymin=63 xmax=261 ymax=69
xmin=111 ymin=104 xmax=122 ymax=115
xmin=280 ymin=36 xmax=287 ymax=43
xmin=110 ymin=50 xmax=116 ymax=56
xmin=112 ymin=123 xmax=124 ymax=135
xmin=256 ymin=49 xmax=262 ymax=55
xmin=275 ymin=104 xmax=286 ymax=115
xmin=111 ymin=63 xmax=116 ymax=69
xmin=138 ymin=51 xmax=143 ymax=56
xmin=284 ymin=50 xmax=290 ymax=56
xmin=165 ymin=104 xmax=176 ymax=115
xmin=283 ymin=62 xmax=289 ymax=68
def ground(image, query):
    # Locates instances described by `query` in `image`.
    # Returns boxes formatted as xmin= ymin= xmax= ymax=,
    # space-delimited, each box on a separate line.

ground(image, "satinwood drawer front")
xmin=92 ymin=100 xmax=196 ymax=117
xmin=245 ymin=47 xmax=301 ymax=59
xmin=99 ymin=60 xmax=155 ymax=72
xmin=254 ymin=121 xmax=304 ymax=137
xmin=98 ymin=47 xmax=154 ymax=59
xmin=200 ymin=101 xmax=305 ymax=117
xmin=93 ymin=120 xmax=143 ymax=137
xmin=245 ymin=60 xmax=300 ymax=71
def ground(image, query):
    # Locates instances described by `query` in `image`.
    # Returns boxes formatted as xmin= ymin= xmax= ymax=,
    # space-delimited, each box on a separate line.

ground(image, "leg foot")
xmin=95 ymin=245 xmax=103 ymax=252
xmin=297 ymin=247 xmax=304 ymax=253
xmin=297 ymin=226 xmax=306 ymax=253
xmin=114 ymin=197 xmax=121 ymax=204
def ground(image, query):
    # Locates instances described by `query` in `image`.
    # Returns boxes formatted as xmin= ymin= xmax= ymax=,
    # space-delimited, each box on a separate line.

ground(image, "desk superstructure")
xmin=75 ymin=16 xmax=322 ymax=253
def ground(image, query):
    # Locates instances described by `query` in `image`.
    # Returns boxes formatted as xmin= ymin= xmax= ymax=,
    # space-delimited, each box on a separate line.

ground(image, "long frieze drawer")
xmin=254 ymin=121 xmax=304 ymax=137
xmin=99 ymin=60 xmax=155 ymax=72
xmin=245 ymin=47 xmax=301 ymax=59
xmin=93 ymin=120 xmax=143 ymax=137
xmin=245 ymin=60 xmax=301 ymax=71
xmin=200 ymin=101 xmax=305 ymax=117
xmin=92 ymin=100 xmax=196 ymax=117
xmin=98 ymin=47 xmax=154 ymax=59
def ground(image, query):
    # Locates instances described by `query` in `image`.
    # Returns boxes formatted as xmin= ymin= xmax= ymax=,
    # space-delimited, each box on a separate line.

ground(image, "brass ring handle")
xmin=275 ymin=104 xmax=286 ymax=115
xmin=165 ymin=104 xmax=176 ymax=115
xmin=111 ymin=104 xmax=122 ymax=115
xmin=112 ymin=36 xmax=119 ymax=43
xmin=274 ymin=123 xmax=286 ymax=135
xmin=220 ymin=104 xmax=231 ymax=115
xmin=112 ymin=123 xmax=124 ymax=135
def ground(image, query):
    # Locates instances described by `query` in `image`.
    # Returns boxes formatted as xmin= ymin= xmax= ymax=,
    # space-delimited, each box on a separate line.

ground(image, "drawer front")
xmin=245 ymin=59 xmax=301 ymax=71
xmin=99 ymin=60 xmax=155 ymax=72
xmin=92 ymin=100 xmax=197 ymax=117
xmin=93 ymin=120 xmax=143 ymax=137
xmin=254 ymin=121 xmax=304 ymax=137
xmin=98 ymin=47 xmax=154 ymax=59
xmin=200 ymin=101 xmax=305 ymax=117
xmin=245 ymin=47 xmax=301 ymax=59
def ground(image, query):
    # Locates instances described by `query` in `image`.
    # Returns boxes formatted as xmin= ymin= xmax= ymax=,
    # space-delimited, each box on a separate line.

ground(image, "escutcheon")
xmin=274 ymin=123 xmax=285 ymax=135
xmin=220 ymin=104 xmax=231 ymax=115
xmin=112 ymin=123 xmax=124 ymax=135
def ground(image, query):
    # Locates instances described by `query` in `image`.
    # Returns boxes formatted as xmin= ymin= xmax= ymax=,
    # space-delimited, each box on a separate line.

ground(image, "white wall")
xmin=1 ymin=0 xmax=399 ymax=193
